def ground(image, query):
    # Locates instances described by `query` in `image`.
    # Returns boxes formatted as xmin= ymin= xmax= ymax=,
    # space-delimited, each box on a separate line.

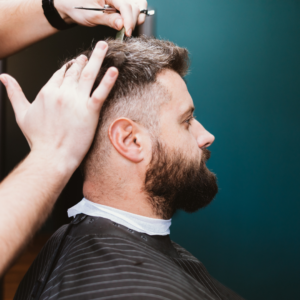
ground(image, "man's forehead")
xmin=157 ymin=69 xmax=194 ymax=115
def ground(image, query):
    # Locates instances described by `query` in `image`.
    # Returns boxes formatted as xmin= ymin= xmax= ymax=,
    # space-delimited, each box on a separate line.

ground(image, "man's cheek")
xmin=191 ymin=140 xmax=201 ymax=163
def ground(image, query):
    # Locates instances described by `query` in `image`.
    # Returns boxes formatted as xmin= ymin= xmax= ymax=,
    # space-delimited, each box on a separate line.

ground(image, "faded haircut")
xmin=80 ymin=36 xmax=189 ymax=179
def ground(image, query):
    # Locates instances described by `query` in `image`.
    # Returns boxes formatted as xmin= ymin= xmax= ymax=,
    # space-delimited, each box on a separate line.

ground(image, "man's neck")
xmin=83 ymin=180 xmax=161 ymax=219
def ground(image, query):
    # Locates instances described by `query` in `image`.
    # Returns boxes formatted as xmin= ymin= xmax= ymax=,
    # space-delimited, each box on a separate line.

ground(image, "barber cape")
xmin=14 ymin=212 xmax=245 ymax=300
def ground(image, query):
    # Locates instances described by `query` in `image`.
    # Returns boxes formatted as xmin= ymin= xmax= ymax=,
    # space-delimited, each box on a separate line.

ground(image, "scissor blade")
xmin=116 ymin=28 xmax=125 ymax=41
xmin=75 ymin=7 xmax=155 ymax=16
xmin=74 ymin=7 xmax=106 ymax=11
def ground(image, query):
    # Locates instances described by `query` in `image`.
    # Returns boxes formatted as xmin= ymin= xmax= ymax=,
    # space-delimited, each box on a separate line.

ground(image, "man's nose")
xmin=193 ymin=121 xmax=215 ymax=148
xmin=198 ymin=131 xmax=215 ymax=149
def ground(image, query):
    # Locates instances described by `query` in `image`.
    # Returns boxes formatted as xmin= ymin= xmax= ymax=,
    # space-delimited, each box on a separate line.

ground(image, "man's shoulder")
xmin=13 ymin=224 xmax=69 ymax=300
xmin=171 ymin=240 xmax=199 ymax=261
xmin=170 ymin=241 xmax=246 ymax=300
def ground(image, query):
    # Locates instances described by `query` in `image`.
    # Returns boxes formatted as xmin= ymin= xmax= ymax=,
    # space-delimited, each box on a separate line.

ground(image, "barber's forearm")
xmin=0 ymin=149 xmax=76 ymax=276
xmin=0 ymin=42 xmax=117 ymax=276
xmin=0 ymin=0 xmax=148 ymax=58
xmin=0 ymin=0 xmax=57 ymax=59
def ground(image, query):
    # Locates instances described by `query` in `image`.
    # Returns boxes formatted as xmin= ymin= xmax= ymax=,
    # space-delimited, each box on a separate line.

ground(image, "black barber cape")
xmin=14 ymin=215 xmax=245 ymax=300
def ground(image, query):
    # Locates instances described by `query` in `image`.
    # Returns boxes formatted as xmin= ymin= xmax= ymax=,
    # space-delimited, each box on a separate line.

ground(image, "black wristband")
xmin=42 ymin=0 xmax=76 ymax=30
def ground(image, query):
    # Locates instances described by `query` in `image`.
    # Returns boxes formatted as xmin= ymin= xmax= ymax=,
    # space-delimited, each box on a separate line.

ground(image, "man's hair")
xmin=80 ymin=36 xmax=189 ymax=179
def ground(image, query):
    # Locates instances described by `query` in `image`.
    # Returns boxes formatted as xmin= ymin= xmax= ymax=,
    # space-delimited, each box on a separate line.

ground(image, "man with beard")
xmin=14 ymin=37 xmax=244 ymax=300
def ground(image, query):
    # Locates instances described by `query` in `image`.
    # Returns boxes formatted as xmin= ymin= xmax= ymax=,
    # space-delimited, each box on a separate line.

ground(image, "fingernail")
xmin=78 ymin=54 xmax=87 ymax=62
xmin=97 ymin=41 xmax=107 ymax=50
xmin=0 ymin=76 xmax=7 ymax=86
xmin=108 ymin=68 xmax=118 ymax=78
xmin=115 ymin=18 xmax=123 ymax=30
xmin=127 ymin=28 xmax=132 ymax=36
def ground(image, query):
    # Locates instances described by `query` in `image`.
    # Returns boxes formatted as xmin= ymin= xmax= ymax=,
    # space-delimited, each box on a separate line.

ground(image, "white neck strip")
xmin=67 ymin=198 xmax=171 ymax=236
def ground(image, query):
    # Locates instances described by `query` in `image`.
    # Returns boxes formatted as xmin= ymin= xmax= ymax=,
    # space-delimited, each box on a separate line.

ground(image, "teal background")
xmin=148 ymin=0 xmax=300 ymax=299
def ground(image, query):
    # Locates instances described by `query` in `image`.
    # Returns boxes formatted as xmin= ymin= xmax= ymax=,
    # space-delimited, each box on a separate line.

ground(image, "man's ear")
xmin=108 ymin=118 xmax=144 ymax=163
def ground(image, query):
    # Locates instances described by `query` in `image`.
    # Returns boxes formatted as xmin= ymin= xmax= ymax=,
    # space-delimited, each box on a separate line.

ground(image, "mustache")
xmin=202 ymin=148 xmax=211 ymax=163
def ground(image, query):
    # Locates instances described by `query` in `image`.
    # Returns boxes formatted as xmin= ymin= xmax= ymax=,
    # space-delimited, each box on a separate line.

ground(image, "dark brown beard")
xmin=144 ymin=140 xmax=218 ymax=219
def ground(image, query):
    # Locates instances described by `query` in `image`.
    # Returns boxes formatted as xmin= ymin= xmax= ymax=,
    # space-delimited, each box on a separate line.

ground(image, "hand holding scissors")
xmin=56 ymin=0 xmax=149 ymax=37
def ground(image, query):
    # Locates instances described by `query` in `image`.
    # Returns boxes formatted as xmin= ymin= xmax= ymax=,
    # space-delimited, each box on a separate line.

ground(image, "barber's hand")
xmin=56 ymin=0 xmax=148 ymax=37
xmin=0 ymin=41 xmax=118 ymax=173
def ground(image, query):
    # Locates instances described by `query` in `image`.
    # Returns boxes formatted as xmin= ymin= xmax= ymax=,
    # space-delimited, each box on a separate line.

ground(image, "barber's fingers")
xmin=44 ymin=63 xmax=68 ymax=89
xmin=78 ymin=41 xmax=108 ymax=95
xmin=92 ymin=12 xmax=124 ymax=31
xmin=137 ymin=0 xmax=147 ymax=25
xmin=88 ymin=67 xmax=118 ymax=112
xmin=106 ymin=0 xmax=135 ymax=36
xmin=61 ymin=55 xmax=88 ymax=88
xmin=130 ymin=4 xmax=140 ymax=31
xmin=0 ymin=74 xmax=29 ymax=121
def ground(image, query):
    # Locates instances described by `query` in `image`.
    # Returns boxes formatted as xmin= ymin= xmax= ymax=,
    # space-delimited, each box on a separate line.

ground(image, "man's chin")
xmin=174 ymin=163 xmax=218 ymax=213
xmin=145 ymin=141 xmax=218 ymax=218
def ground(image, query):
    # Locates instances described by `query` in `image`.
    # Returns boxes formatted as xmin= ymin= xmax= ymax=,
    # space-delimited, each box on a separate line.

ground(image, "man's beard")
xmin=144 ymin=140 xmax=218 ymax=219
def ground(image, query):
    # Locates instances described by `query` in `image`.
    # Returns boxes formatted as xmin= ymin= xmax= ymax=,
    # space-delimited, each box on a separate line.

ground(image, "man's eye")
xmin=185 ymin=116 xmax=195 ymax=126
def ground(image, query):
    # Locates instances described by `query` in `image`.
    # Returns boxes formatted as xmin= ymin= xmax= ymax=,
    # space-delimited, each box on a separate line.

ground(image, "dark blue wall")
xmin=150 ymin=0 xmax=300 ymax=299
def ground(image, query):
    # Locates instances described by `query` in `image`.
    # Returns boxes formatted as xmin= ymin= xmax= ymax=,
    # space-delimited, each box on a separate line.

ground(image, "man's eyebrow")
xmin=180 ymin=106 xmax=195 ymax=121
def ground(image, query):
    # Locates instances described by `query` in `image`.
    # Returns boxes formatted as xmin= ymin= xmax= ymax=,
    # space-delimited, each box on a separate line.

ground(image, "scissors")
xmin=75 ymin=5 xmax=155 ymax=41
xmin=74 ymin=5 xmax=155 ymax=16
